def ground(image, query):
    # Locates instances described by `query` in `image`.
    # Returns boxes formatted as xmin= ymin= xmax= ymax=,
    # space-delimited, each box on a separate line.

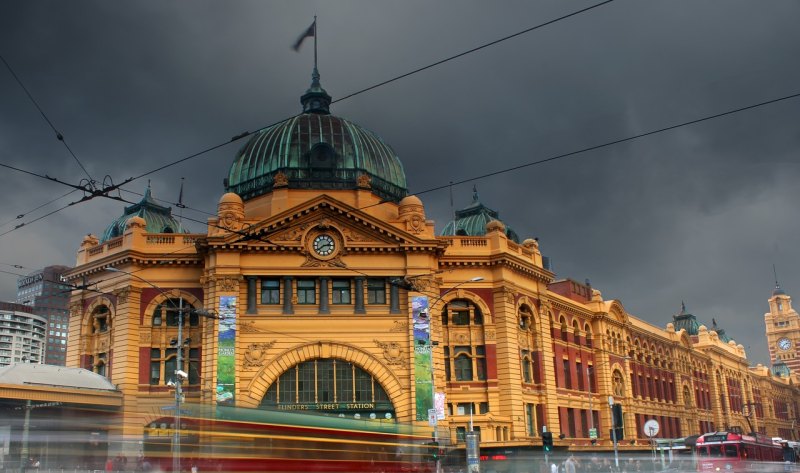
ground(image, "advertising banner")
xmin=217 ymin=296 xmax=237 ymax=405
xmin=412 ymin=295 xmax=432 ymax=421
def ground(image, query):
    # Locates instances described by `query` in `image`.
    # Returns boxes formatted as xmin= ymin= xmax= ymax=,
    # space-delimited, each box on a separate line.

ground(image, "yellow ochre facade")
xmin=64 ymin=71 xmax=799 ymax=456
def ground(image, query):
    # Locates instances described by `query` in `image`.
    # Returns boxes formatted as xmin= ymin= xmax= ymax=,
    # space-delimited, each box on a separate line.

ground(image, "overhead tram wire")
xmin=357 ymin=89 xmax=800 ymax=211
xmin=119 ymin=1 xmax=617 ymax=186
xmin=0 ymin=189 xmax=79 ymax=229
xmin=1 ymin=55 xmax=97 ymax=188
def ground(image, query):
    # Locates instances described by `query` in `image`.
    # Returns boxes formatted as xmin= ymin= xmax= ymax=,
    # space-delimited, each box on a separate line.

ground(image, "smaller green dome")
xmin=672 ymin=302 xmax=700 ymax=336
xmin=441 ymin=187 xmax=520 ymax=243
xmin=771 ymin=361 xmax=791 ymax=378
xmin=100 ymin=185 xmax=189 ymax=242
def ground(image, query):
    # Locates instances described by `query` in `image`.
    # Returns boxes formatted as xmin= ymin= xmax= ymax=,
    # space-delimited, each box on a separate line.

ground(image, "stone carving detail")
xmin=273 ymin=171 xmax=289 ymax=188
xmin=243 ymin=341 xmax=276 ymax=369
xmin=140 ymin=332 xmax=152 ymax=344
xmin=70 ymin=302 xmax=82 ymax=318
xmin=389 ymin=321 xmax=409 ymax=332
xmin=215 ymin=276 xmax=241 ymax=292
xmin=485 ymin=330 xmax=496 ymax=341
xmin=220 ymin=212 xmax=243 ymax=231
xmin=274 ymin=224 xmax=307 ymax=242
xmin=374 ymin=339 xmax=404 ymax=365
xmin=113 ymin=287 xmax=130 ymax=304
xmin=240 ymin=321 xmax=265 ymax=333
xmin=357 ymin=173 xmax=372 ymax=189
xmin=404 ymin=276 xmax=435 ymax=293
xmin=455 ymin=333 xmax=468 ymax=344
xmin=406 ymin=214 xmax=425 ymax=234
xmin=341 ymin=227 xmax=370 ymax=243
xmin=301 ymin=254 xmax=346 ymax=268
xmin=518 ymin=333 xmax=529 ymax=348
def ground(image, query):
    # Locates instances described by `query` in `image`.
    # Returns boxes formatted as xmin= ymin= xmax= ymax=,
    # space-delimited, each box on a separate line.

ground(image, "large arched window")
xmin=261 ymin=358 xmax=391 ymax=407
xmin=443 ymin=299 xmax=483 ymax=326
xmin=91 ymin=305 xmax=111 ymax=334
xmin=152 ymin=298 xmax=197 ymax=327
xmin=521 ymin=350 xmax=533 ymax=384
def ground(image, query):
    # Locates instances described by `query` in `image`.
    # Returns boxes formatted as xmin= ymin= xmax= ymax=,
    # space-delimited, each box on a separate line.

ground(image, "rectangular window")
xmin=260 ymin=279 xmax=280 ymax=304
xmin=188 ymin=348 xmax=199 ymax=385
xmin=456 ymin=426 xmax=467 ymax=443
xmin=165 ymin=348 xmax=177 ymax=384
xmin=454 ymin=346 xmax=473 ymax=381
xmin=563 ymin=359 xmax=572 ymax=390
xmin=332 ymin=279 xmax=351 ymax=304
xmin=150 ymin=349 xmax=161 ymax=385
xmin=479 ymin=402 xmax=489 ymax=414
xmin=476 ymin=345 xmax=487 ymax=381
xmin=367 ymin=278 xmax=386 ymax=304
xmin=526 ymin=403 xmax=535 ymax=436
xmin=576 ymin=362 xmax=584 ymax=391
xmin=444 ymin=347 xmax=452 ymax=381
xmin=567 ymin=408 xmax=576 ymax=437
xmin=297 ymin=280 xmax=316 ymax=304
xmin=588 ymin=365 xmax=597 ymax=393
xmin=457 ymin=403 xmax=472 ymax=415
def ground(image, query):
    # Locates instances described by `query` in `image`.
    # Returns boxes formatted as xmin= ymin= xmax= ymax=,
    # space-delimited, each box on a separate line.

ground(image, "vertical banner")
xmin=217 ymin=296 xmax=237 ymax=406
xmin=412 ymin=295 xmax=432 ymax=421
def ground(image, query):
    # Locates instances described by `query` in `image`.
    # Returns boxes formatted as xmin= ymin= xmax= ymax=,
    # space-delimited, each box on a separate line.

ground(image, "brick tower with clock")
xmin=764 ymin=283 xmax=800 ymax=380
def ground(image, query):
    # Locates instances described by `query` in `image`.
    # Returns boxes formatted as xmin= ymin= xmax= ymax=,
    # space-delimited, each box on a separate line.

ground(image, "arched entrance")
xmin=259 ymin=358 xmax=397 ymax=421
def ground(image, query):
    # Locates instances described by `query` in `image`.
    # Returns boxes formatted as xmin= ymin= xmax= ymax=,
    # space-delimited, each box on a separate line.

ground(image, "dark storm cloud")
xmin=2 ymin=0 xmax=799 ymax=365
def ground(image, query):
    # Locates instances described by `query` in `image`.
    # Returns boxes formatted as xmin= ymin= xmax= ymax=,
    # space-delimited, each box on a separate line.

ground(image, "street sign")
xmin=589 ymin=428 xmax=598 ymax=439
xmin=644 ymin=419 xmax=660 ymax=437
xmin=428 ymin=408 xmax=437 ymax=427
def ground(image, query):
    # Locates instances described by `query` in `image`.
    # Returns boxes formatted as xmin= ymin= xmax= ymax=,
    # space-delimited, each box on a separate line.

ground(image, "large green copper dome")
xmin=226 ymin=69 xmax=407 ymax=203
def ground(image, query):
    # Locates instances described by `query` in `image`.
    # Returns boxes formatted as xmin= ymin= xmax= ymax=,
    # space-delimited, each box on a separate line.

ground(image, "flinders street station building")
xmin=55 ymin=69 xmax=800 ymax=458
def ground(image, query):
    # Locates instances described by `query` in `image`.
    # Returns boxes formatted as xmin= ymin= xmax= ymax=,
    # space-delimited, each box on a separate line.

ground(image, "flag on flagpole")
xmin=177 ymin=177 xmax=186 ymax=209
xmin=292 ymin=20 xmax=316 ymax=51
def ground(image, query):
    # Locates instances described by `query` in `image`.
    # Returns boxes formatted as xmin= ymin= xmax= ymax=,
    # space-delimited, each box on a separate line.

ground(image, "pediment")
xmin=209 ymin=195 xmax=443 ymax=253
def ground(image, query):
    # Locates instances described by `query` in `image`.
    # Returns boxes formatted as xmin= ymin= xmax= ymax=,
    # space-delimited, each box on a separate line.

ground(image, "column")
xmin=282 ymin=276 xmax=294 ymax=314
xmin=246 ymin=276 xmax=257 ymax=314
xmin=354 ymin=277 xmax=366 ymax=314
xmin=389 ymin=280 xmax=400 ymax=314
xmin=319 ymin=277 xmax=330 ymax=314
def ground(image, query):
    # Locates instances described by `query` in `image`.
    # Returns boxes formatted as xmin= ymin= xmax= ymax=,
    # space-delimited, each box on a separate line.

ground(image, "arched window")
xmin=447 ymin=345 xmax=487 ymax=382
xmin=261 ymin=358 xmax=391 ymax=409
xmin=444 ymin=299 xmax=483 ymax=326
xmin=521 ymin=350 xmax=533 ymax=384
xmin=560 ymin=318 xmax=568 ymax=343
xmin=92 ymin=305 xmax=111 ymax=333
xmin=153 ymin=298 xmax=197 ymax=327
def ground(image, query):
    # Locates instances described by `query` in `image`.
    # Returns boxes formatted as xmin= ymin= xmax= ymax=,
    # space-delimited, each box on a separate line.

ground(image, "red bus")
xmin=142 ymin=405 xmax=435 ymax=473
xmin=695 ymin=431 xmax=783 ymax=472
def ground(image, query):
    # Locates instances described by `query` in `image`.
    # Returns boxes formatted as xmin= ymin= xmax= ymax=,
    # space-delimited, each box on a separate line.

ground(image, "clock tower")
xmin=764 ymin=284 xmax=800 ymax=380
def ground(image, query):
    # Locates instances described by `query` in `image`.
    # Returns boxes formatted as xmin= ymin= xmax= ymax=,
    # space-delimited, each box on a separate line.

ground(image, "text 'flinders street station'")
xmin=55 ymin=69 xmax=799 ymax=457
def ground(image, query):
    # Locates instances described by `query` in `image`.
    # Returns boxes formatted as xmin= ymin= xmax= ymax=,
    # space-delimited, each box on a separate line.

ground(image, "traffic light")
xmin=611 ymin=403 xmax=624 ymax=440
xmin=428 ymin=441 xmax=440 ymax=461
xmin=542 ymin=431 xmax=553 ymax=452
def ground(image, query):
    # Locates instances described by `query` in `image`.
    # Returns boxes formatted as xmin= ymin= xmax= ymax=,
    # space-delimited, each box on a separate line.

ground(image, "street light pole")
xmin=424 ymin=276 xmax=483 ymax=473
xmin=609 ymin=396 xmax=619 ymax=469
xmin=105 ymin=268 xmax=200 ymax=473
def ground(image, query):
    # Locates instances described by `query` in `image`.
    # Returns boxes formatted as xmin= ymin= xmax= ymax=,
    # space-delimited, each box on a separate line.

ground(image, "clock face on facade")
xmin=312 ymin=234 xmax=336 ymax=257
xmin=778 ymin=337 xmax=792 ymax=351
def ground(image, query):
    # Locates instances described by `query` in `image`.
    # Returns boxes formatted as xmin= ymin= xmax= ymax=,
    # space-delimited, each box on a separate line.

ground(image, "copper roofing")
xmin=226 ymin=70 xmax=407 ymax=203
xmin=100 ymin=185 xmax=189 ymax=242
xmin=672 ymin=302 xmax=700 ymax=336
xmin=440 ymin=187 xmax=520 ymax=243
xmin=770 ymin=360 xmax=791 ymax=378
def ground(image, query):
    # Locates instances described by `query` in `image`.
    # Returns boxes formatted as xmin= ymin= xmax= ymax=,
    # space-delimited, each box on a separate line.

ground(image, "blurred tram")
xmin=695 ymin=431 xmax=784 ymax=472
xmin=143 ymin=405 xmax=435 ymax=473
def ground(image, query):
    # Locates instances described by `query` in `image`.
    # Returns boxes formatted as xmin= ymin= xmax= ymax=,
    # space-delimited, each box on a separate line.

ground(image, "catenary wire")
xmin=0 ymin=189 xmax=79 ymax=229
xmin=121 ymin=1 xmax=616 ymax=184
xmin=0 ymin=54 xmax=96 ymax=187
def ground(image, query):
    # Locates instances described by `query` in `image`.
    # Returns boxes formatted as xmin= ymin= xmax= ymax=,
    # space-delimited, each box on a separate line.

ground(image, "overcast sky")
xmin=2 ymin=1 xmax=799 ymax=366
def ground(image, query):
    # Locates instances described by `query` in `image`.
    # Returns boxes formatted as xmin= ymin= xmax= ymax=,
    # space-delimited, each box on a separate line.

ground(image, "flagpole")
xmin=313 ymin=15 xmax=318 ymax=71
